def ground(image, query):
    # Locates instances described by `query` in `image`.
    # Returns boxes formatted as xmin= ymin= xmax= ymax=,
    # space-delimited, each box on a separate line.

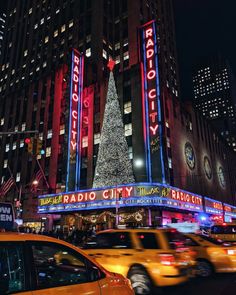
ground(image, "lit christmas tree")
xmin=93 ymin=60 xmax=135 ymax=188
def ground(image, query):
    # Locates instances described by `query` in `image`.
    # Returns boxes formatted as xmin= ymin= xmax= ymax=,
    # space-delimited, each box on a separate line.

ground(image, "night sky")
xmin=174 ymin=0 xmax=236 ymax=100
xmin=0 ymin=1 xmax=235 ymax=101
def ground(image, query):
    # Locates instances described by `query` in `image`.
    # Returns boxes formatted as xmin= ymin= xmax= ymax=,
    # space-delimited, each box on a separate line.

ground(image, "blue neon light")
xmin=75 ymin=56 xmax=83 ymax=190
xmin=142 ymin=30 xmax=152 ymax=182
xmin=66 ymin=50 xmax=74 ymax=192
xmin=153 ymin=22 xmax=166 ymax=184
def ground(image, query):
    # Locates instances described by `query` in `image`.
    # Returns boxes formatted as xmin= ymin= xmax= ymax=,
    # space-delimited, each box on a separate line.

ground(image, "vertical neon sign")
xmin=66 ymin=49 xmax=84 ymax=191
xmin=140 ymin=20 xmax=165 ymax=183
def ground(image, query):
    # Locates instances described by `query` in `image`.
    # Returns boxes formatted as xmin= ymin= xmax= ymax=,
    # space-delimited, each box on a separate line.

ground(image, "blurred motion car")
xmin=210 ymin=223 xmax=236 ymax=242
xmin=83 ymin=228 xmax=195 ymax=295
xmin=185 ymin=233 xmax=236 ymax=277
xmin=0 ymin=232 xmax=134 ymax=295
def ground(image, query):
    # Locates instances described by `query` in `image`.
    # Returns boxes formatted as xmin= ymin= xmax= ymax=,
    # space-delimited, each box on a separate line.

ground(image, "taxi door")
xmin=31 ymin=282 xmax=100 ymax=295
xmin=29 ymin=241 xmax=101 ymax=295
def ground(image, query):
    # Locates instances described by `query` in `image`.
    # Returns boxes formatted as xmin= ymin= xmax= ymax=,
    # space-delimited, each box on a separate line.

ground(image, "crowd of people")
xmin=18 ymin=225 xmax=97 ymax=247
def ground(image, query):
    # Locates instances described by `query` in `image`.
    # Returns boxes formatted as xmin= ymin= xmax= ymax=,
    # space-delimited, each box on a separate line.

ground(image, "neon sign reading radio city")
xmin=144 ymin=26 xmax=158 ymax=136
xmin=66 ymin=49 xmax=84 ymax=191
xmin=140 ymin=20 xmax=165 ymax=182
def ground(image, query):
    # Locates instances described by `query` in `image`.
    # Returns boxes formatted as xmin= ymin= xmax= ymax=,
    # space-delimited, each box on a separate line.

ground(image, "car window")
xmin=0 ymin=243 xmax=26 ymax=294
xmin=211 ymin=225 xmax=236 ymax=234
xmin=96 ymin=232 xmax=132 ymax=249
xmin=197 ymin=235 xmax=225 ymax=245
xmin=165 ymin=230 xmax=189 ymax=249
xmin=136 ymin=232 xmax=160 ymax=249
xmin=31 ymin=242 xmax=103 ymax=289
xmin=184 ymin=236 xmax=199 ymax=246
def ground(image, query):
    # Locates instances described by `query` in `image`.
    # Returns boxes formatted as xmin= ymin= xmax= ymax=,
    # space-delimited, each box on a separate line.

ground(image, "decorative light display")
xmin=139 ymin=20 xmax=165 ymax=183
xmin=92 ymin=62 xmax=135 ymax=188
xmin=66 ymin=49 xmax=84 ymax=191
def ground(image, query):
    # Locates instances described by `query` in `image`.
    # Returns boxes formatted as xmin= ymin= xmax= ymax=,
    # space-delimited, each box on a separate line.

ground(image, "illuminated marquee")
xmin=224 ymin=203 xmax=236 ymax=218
xmin=38 ymin=183 xmax=203 ymax=213
xmin=140 ymin=20 xmax=165 ymax=183
xmin=205 ymin=197 xmax=223 ymax=215
xmin=66 ymin=49 xmax=84 ymax=191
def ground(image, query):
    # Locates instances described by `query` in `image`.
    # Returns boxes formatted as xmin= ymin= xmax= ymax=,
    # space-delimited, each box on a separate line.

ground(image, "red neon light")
xmin=170 ymin=189 xmax=202 ymax=205
xmin=70 ymin=52 xmax=80 ymax=153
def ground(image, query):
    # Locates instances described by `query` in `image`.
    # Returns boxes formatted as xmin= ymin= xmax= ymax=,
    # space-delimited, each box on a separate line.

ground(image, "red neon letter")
xmin=146 ymin=38 xmax=154 ymax=48
xmin=72 ymin=93 xmax=79 ymax=102
xmin=146 ymin=49 xmax=154 ymax=59
xmin=147 ymin=70 xmax=156 ymax=80
xmin=145 ymin=28 xmax=153 ymax=38
xmin=73 ymin=65 xmax=79 ymax=74
xmin=74 ymin=55 xmax=80 ymax=65
xmin=148 ymin=89 xmax=156 ymax=99
xmin=149 ymin=112 xmax=157 ymax=123
xmin=72 ymin=110 xmax=78 ymax=119
xmin=150 ymin=124 xmax=158 ymax=135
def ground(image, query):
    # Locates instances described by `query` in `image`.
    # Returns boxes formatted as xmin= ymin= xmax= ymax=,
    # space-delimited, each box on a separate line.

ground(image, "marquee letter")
xmin=145 ymin=28 xmax=153 ymax=38
xmin=148 ymin=89 xmax=156 ymax=99
xmin=146 ymin=38 xmax=154 ymax=48
xmin=150 ymin=125 xmax=158 ymax=135
xmin=146 ymin=49 xmax=154 ymax=59
xmin=147 ymin=70 xmax=156 ymax=80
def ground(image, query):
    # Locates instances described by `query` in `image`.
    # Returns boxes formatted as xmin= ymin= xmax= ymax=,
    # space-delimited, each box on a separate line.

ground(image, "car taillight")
xmin=159 ymin=254 xmax=175 ymax=266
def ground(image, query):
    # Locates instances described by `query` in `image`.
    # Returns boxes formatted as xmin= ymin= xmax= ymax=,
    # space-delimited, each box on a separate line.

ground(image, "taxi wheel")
xmin=196 ymin=259 xmax=213 ymax=277
xmin=128 ymin=266 xmax=153 ymax=295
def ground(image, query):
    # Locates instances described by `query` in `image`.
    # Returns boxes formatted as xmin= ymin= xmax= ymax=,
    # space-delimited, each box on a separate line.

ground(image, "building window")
xmin=3 ymin=159 xmax=8 ymax=168
xmin=1 ymin=118 xmax=4 ymax=125
xmin=115 ymin=55 xmax=120 ymax=64
xmin=60 ymin=125 xmax=65 ymax=135
xmin=5 ymin=144 xmax=10 ymax=152
xmin=40 ymin=18 xmax=44 ymax=25
xmin=20 ymin=140 xmax=24 ymax=148
xmin=168 ymin=157 xmax=172 ymax=169
xmin=86 ymin=48 xmax=91 ymax=57
xmin=103 ymin=49 xmax=107 ymax=59
xmin=69 ymin=20 xmax=74 ymax=28
xmin=24 ymin=50 xmax=28 ymax=56
xmin=54 ymin=30 xmax=58 ymax=37
xmin=115 ymin=42 xmax=120 ymax=50
xmin=44 ymin=36 xmax=49 ymax=43
xmin=82 ymin=136 xmax=88 ymax=148
xmin=16 ymin=172 xmax=20 ymax=182
xmin=43 ymin=61 xmax=47 ymax=68
xmin=124 ymin=101 xmax=131 ymax=114
xmin=123 ymin=51 xmax=129 ymax=60
xmin=128 ymin=146 xmax=133 ymax=159
xmin=29 ymin=7 xmax=32 ymax=14
xmin=94 ymin=133 xmax=101 ymax=145
xmin=47 ymin=129 xmax=52 ymax=139
xmin=125 ymin=123 xmax=132 ymax=136
xmin=46 ymin=147 xmax=51 ymax=157
xmin=12 ymin=142 xmax=17 ymax=150
xmin=61 ymin=24 xmax=66 ymax=32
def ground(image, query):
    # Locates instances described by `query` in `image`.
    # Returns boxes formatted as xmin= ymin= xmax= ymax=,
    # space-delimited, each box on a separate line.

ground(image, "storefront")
xmin=37 ymin=183 xmax=208 ymax=230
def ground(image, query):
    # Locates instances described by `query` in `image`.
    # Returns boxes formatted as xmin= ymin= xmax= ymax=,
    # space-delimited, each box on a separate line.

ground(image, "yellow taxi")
xmin=83 ymin=228 xmax=195 ymax=295
xmin=210 ymin=223 xmax=236 ymax=242
xmin=0 ymin=232 xmax=134 ymax=295
xmin=185 ymin=233 xmax=236 ymax=277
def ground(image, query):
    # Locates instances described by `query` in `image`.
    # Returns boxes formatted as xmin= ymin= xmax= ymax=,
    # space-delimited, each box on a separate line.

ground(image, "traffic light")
xmin=36 ymin=139 xmax=44 ymax=155
xmin=25 ymin=137 xmax=33 ymax=154
xmin=36 ymin=138 xmax=45 ymax=155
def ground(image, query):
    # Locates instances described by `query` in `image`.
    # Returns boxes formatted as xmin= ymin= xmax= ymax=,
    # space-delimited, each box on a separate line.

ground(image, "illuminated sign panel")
xmin=38 ymin=183 xmax=203 ymax=213
xmin=139 ymin=20 xmax=165 ymax=183
xmin=66 ymin=49 xmax=84 ymax=191
xmin=205 ymin=197 xmax=223 ymax=215
xmin=224 ymin=203 xmax=236 ymax=218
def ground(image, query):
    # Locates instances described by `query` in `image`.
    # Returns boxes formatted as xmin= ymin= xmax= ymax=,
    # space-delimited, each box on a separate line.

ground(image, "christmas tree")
xmin=93 ymin=60 xmax=135 ymax=188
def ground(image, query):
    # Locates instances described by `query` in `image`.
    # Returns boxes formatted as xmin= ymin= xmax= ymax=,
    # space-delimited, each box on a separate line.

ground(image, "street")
xmin=158 ymin=274 xmax=236 ymax=295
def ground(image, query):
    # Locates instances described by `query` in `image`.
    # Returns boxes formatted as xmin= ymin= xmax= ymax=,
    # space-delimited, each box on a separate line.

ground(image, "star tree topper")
xmin=107 ymin=58 xmax=115 ymax=71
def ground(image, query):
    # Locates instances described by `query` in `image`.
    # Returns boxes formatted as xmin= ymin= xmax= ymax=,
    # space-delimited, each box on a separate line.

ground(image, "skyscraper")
xmin=1 ymin=1 xmax=235 ymax=228
xmin=192 ymin=55 xmax=236 ymax=151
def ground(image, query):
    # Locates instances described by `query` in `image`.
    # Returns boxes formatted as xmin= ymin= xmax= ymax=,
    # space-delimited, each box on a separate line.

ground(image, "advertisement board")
xmin=0 ymin=202 xmax=14 ymax=230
